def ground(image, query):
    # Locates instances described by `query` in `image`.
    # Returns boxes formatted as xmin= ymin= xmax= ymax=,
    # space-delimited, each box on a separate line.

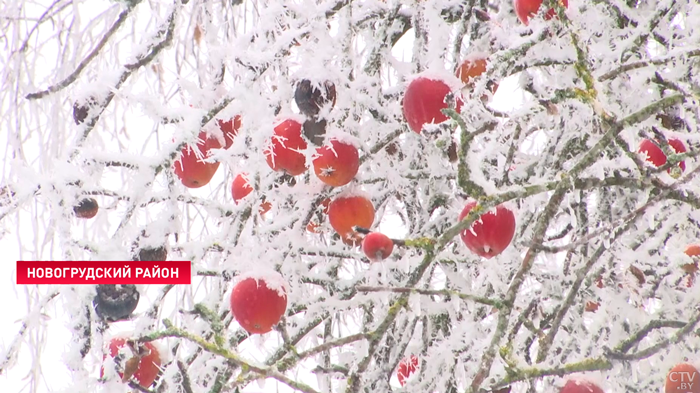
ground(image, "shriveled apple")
xmin=402 ymin=76 xmax=463 ymax=134
xmin=74 ymin=198 xmax=99 ymax=219
xmin=458 ymin=201 xmax=516 ymax=258
xmin=265 ymin=119 xmax=308 ymax=176
xmin=362 ymin=232 xmax=394 ymax=262
xmin=173 ymin=131 xmax=222 ymax=188
xmin=102 ymin=338 xmax=161 ymax=388
xmin=312 ymin=139 xmax=360 ymax=187
xmin=294 ymin=79 xmax=337 ymax=117
xmin=230 ymin=272 xmax=288 ymax=334
xmin=328 ymin=195 xmax=375 ymax=245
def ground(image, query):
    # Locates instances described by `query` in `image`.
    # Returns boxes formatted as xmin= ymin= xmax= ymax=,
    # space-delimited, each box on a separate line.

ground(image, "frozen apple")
xmin=312 ymin=139 xmax=360 ymax=187
xmin=638 ymin=138 xmax=687 ymax=173
xmin=218 ymin=115 xmax=242 ymax=149
xmin=397 ymin=355 xmax=419 ymax=386
xmin=362 ymin=232 xmax=394 ymax=262
xmin=231 ymin=173 xmax=272 ymax=215
xmin=102 ymin=338 xmax=161 ymax=388
xmin=230 ymin=272 xmax=288 ymax=334
xmin=328 ymin=195 xmax=375 ymax=246
xmin=265 ymin=119 xmax=308 ymax=176
xmin=294 ymin=79 xmax=337 ymax=117
xmin=402 ymin=77 xmax=463 ymax=134
xmin=458 ymin=201 xmax=516 ymax=258
xmin=514 ymin=0 xmax=569 ymax=25
xmin=559 ymin=380 xmax=605 ymax=393
xmin=173 ymin=131 xmax=222 ymax=188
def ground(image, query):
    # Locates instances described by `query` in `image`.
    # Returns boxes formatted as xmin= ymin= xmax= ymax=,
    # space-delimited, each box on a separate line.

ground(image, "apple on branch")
xmin=638 ymin=138 xmax=687 ymax=175
xmin=312 ymin=138 xmax=360 ymax=187
xmin=294 ymin=79 xmax=337 ymax=118
xmin=101 ymin=338 xmax=161 ymax=388
xmin=328 ymin=193 xmax=375 ymax=246
xmin=362 ymin=232 xmax=394 ymax=262
xmin=217 ymin=114 xmax=242 ymax=149
xmin=458 ymin=201 xmax=516 ymax=258
xmin=455 ymin=55 xmax=499 ymax=101
xmin=74 ymin=198 xmax=99 ymax=219
xmin=231 ymin=173 xmax=272 ymax=215
xmin=173 ymin=130 xmax=222 ymax=188
xmin=230 ymin=271 xmax=288 ymax=334
xmin=402 ymin=75 xmax=463 ymax=134
xmin=514 ymin=0 xmax=569 ymax=25
xmin=265 ymin=118 xmax=308 ymax=176
xmin=396 ymin=355 xmax=419 ymax=386
xmin=559 ymin=379 xmax=605 ymax=393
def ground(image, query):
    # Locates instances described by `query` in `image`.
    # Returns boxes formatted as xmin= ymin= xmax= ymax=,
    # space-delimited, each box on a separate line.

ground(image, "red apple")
xmin=456 ymin=57 xmax=499 ymax=100
xmin=456 ymin=58 xmax=487 ymax=85
xmin=584 ymin=301 xmax=600 ymax=312
xmin=231 ymin=173 xmax=272 ymax=215
xmin=218 ymin=115 xmax=242 ymax=149
xmin=328 ymin=195 xmax=375 ymax=245
xmin=174 ymin=131 xmax=222 ymax=188
xmin=638 ymin=138 xmax=687 ymax=173
xmin=265 ymin=119 xmax=308 ymax=176
xmin=514 ymin=0 xmax=569 ymax=26
xmin=686 ymin=244 xmax=700 ymax=257
xmin=102 ymin=338 xmax=161 ymax=388
xmin=397 ymin=355 xmax=419 ymax=386
xmin=312 ymin=139 xmax=360 ymax=187
xmin=559 ymin=380 xmax=605 ymax=393
xmin=665 ymin=363 xmax=700 ymax=393
xmin=232 ymin=173 xmax=254 ymax=203
xmin=362 ymin=232 xmax=394 ymax=262
xmin=74 ymin=198 xmax=99 ymax=219
xmin=402 ymin=77 xmax=463 ymax=134
xmin=230 ymin=274 xmax=288 ymax=334
xmin=458 ymin=201 xmax=516 ymax=259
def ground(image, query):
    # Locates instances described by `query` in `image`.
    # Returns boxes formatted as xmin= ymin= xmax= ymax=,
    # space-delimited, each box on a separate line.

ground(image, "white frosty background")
xmin=1 ymin=0 xmax=700 ymax=393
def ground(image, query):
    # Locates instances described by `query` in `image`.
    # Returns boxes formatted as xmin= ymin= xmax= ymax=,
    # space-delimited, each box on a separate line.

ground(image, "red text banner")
xmin=16 ymin=261 xmax=191 ymax=284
